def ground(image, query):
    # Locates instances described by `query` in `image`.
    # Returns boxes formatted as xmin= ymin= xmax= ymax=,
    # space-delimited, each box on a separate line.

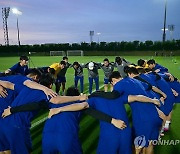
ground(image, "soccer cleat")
xmin=164 ymin=121 xmax=171 ymax=132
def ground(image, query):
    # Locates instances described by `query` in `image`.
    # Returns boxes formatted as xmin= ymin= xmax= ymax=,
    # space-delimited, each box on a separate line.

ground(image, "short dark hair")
xmin=115 ymin=56 xmax=122 ymax=65
xmin=63 ymin=56 xmax=68 ymax=60
xmin=126 ymin=67 xmax=139 ymax=75
xmin=66 ymin=87 xmax=80 ymax=96
xmin=28 ymin=68 xmax=42 ymax=79
xmin=123 ymin=66 xmax=130 ymax=74
xmin=103 ymin=58 xmax=109 ymax=62
xmin=20 ymin=55 xmax=29 ymax=61
xmin=39 ymin=73 xmax=54 ymax=88
xmin=137 ymin=59 xmax=145 ymax=67
xmin=49 ymin=68 xmax=55 ymax=75
xmin=73 ymin=61 xmax=79 ymax=66
xmin=109 ymin=71 xmax=121 ymax=83
xmin=147 ymin=59 xmax=155 ymax=65
xmin=136 ymin=67 xmax=146 ymax=74
xmin=59 ymin=60 xmax=66 ymax=65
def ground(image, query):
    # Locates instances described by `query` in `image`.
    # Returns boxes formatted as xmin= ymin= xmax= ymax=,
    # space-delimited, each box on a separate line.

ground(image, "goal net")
xmin=67 ymin=50 xmax=84 ymax=56
xmin=50 ymin=51 xmax=66 ymax=56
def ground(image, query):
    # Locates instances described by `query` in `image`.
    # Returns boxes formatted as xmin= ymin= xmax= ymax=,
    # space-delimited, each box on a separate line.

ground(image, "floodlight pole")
xmin=12 ymin=8 xmax=22 ymax=46
xmin=2 ymin=7 xmax=10 ymax=46
xmin=162 ymin=0 xmax=167 ymax=43
xmin=16 ymin=17 xmax=20 ymax=46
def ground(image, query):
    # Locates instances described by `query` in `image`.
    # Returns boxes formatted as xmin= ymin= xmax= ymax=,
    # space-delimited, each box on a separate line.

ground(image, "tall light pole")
xmin=12 ymin=8 xmax=22 ymax=46
xmin=89 ymin=31 xmax=94 ymax=43
xmin=162 ymin=0 xmax=167 ymax=43
xmin=2 ymin=7 xmax=10 ymax=46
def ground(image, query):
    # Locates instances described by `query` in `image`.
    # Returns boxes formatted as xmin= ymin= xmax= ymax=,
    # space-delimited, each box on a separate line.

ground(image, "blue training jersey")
xmin=43 ymin=102 xmax=81 ymax=134
xmin=146 ymin=72 xmax=175 ymax=115
xmin=158 ymin=73 xmax=180 ymax=103
xmin=3 ymin=87 xmax=49 ymax=129
xmin=87 ymin=95 xmax=129 ymax=136
xmin=0 ymin=75 xmax=31 ymax=113
xmin=113 ymin=77 xmax=159 ymax=123
xmin=139 ymin=74 xmax=160 ymax=99
xmin=0 ymin=75 xmax=31 ymax=93
xmin=9 ymin=62 xmax=29 ymax=75
xmin=154 ymin=63 xmax=168 ymax=74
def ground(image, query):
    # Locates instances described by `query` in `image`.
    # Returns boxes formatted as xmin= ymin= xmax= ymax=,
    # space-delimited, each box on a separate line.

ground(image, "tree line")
xmin=0 ymin=40 xmax=180 ymax=55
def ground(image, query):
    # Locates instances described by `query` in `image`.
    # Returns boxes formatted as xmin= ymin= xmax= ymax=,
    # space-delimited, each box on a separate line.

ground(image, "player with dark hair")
xmin=49 ymin=60 xmax=66 ymax=94
xmin=109 ymin=71 xmax=163 ymax=154
xmin=147 ymin=59 xmax=168 ymax=74
xmin=0 ymin=68 xmax=47 ymax=113
xmin=1 ymin=85 xmax=128 ymax=154
xmin=100 ymin=58 xmax=114 ymax=92
xmin=5 ymin=55 xmax=29 ymax=75
xmin=56 ymin=56 xmax=72 ymax=95
xmin=0 ymin=73 xmax=87 ymax=154
xmin=38 ymin=67 xmax=55 ymax=76
xmin=115 ymin=56 xmax=131 ymax=78
xmin=48 ymin=88 xmax=160 ymax=154
xmin=137 ymin=59 xmax=146 ymax=67
xmin=72 ymin=62 xmax=84 ymax=94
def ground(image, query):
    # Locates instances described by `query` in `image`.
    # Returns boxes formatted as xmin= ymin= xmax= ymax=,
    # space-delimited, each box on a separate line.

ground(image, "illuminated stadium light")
xmin=12 ymin=8 xmax=22 ymax=46
xmin=12 ymin=8 xmax=22 ymax=15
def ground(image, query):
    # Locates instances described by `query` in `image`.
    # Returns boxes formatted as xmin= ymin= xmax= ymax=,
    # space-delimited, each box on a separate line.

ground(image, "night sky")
xmin=0 ymin=0 xmax=179 ymax=45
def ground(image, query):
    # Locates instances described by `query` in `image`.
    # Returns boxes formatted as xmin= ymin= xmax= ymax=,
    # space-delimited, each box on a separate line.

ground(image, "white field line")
xmin=30 ymin=84 xmax=104 ymax=129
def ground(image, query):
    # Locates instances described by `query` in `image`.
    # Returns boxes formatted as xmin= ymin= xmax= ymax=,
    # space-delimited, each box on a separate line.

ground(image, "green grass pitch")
xmin=0 ymin=56 xmax=179 ymax=154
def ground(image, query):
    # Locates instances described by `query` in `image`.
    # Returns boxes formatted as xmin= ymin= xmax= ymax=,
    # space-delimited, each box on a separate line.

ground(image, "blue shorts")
xmin=159 ymin=96 xmax=174 ymax=116
xmin=97 ymin=127 xmax=132 ymax=154
xmin=133 ymin=118 xmax=162 ymax=147
xmin=0 ymin=120 xmax=32 ymax=153
xmin=56 ymin=76 xmax=66 ymax=83
xmin=104 ymin=78 xmax=110 ymax=84
xmin=42 ymin=132 xmax=82 ymax=154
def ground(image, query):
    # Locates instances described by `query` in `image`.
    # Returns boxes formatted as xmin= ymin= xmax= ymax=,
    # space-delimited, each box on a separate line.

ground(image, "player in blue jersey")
xmin=126 ymin=66 xmax=170 ymax=136
xmin=147 ymin=59 xmax=168 ymax=74
xmin=165 ymin=79 xmax=180 ymax=103
xmin=157 ymin=73 xmax=179 ymax=102
xmin=109 ymin=71 xmax=163 ymax=154
xmin=0 ymin=69 xmax=57 ymax=114
xmin=48 ymin=91 xmax=160 ymax=154
xmin=0 ymin=73 xmax=87 ymax=154
xmin=145 ymin=70 xmax=176 ymax=131
xmin=0 ymin=69 xmax=58 ymax=154
xmin=4 ymin=55 xmax=29 ymax=76
xmin=147 ymin=59 xmax=177 ymax=82
xmin=2 ymin=87 xmax=129 ymax=154
xmin=152 ymin=72 xmax=179 ymax=131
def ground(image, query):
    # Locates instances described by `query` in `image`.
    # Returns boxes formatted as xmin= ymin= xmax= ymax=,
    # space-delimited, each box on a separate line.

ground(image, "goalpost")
xmin=67 ymin=50 xmax=84 ymax=56
xmin=50 ymin=51 xmax=66 ymax=56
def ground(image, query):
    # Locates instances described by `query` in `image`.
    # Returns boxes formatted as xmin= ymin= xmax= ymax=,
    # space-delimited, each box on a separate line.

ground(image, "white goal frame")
xmin=67 ymin=50 xmax=84 ymax=56
xmin=50 ymin=51 xmax=66 ymax=56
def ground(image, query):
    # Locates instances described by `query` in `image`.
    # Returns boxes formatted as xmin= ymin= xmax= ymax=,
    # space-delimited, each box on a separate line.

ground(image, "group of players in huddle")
xmin=0 ymin=55 xmax=179 ymax=154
